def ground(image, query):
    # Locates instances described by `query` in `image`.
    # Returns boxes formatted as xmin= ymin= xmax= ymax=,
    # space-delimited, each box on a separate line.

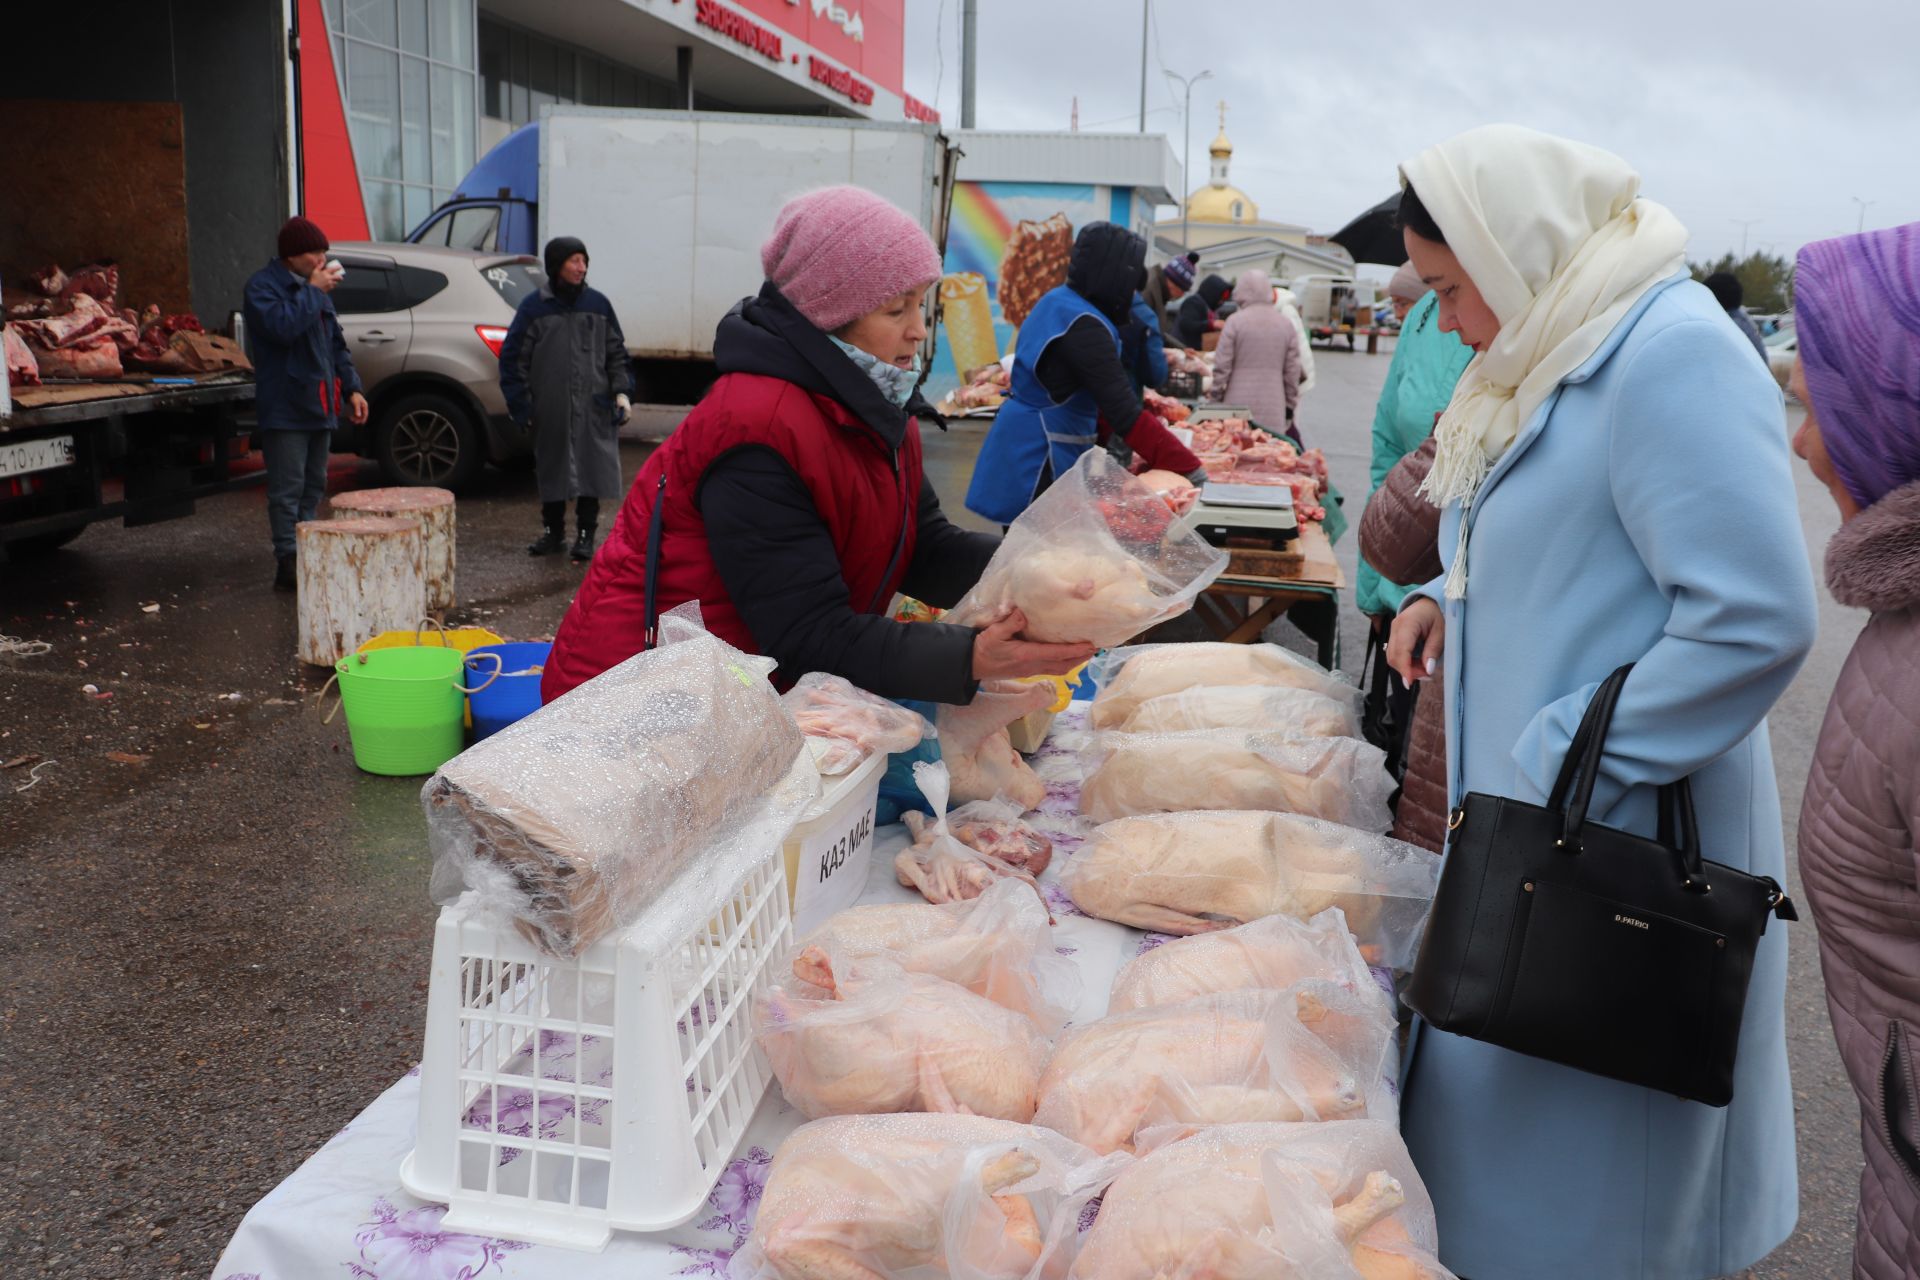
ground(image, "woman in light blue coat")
xmin=1385 ymin=125 xmax=1818 ymax=1279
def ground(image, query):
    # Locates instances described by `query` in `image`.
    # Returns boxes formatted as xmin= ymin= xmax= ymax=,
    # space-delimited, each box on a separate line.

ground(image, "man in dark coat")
xmin=499 ymin=236 xmax=633 ymax=560
xmin=1175 ymin=272 xmax=1231 ymax=349
xmin=243 ymin=216 xmax=367 ymax=591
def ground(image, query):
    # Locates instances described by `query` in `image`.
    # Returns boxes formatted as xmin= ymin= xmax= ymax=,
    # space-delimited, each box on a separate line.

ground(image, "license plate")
xmin=0 ymin=435 xmax=76 ymax=479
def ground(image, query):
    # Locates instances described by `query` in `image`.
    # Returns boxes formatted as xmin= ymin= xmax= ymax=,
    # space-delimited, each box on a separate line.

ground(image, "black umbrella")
xmin=1330 ymin=192 xmax=1406 ymax=267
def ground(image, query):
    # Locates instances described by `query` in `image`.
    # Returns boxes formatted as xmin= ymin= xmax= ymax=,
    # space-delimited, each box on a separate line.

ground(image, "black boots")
xmin=569 ymin=497 xmax=599 ymax=562
xmin=274 ymin=554 xmax=297 ymax=592
xmin=529 ymin=500 xmax=567 ymax=555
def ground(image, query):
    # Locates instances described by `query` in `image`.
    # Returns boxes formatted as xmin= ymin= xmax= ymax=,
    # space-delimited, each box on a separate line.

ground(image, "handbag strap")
xmin=1546 ymin=664 xmax=1635 ymax=842
xmin=1656 ymin=779 xmax=1710 ymax=886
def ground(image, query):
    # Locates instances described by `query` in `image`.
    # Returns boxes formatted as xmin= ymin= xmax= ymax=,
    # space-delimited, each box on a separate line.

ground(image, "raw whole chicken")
xmin=1079 ymin=730 xmax=1393 ymax=831
xmin=1090 ymin=641 xmax=1359 ymax=730
xmin=1033 ymin=984 xmax=1393 ymax=1154
xmin=1058 ymin=811 xmax=1441 ymax=967
xmin=781 ymin=673 xmax=928 ymax=775
xmin=757 ymin=957 xmax=1048 ymax=1122
xmin=905 ymin=803 xmax=1053 ymax=876
xmin=1004 ymin=547 xmax=1159 ymax=645
xmin=1114 ymin=683 xmax=1361 ymax=739
xmin=1107 ymin=909 xmax=1377 ymax=1013
xmin=791 ymin=879 xmax=1076 ymax=1031
xmin=936 ymin=681 xmax=1053 ymax=809
xmin=1071 ymin=1121 xmax=1455 ymax=1280
xmin=734 ymin=1113 xmax=1125 ymax=1280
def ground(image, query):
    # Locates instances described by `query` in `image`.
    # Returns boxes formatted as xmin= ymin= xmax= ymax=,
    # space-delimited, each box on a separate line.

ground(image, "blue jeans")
xmin=263 ymin=428 xmax=334 ymax=557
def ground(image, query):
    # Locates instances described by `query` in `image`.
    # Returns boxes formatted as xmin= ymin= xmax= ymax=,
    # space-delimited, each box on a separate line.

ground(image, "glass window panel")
xmin=401 ymin=56 xmax=429 ymax=183
xmin=398 ymin=0 xmax=428 ymax=55
xmin=509 ymin=31 xmax=529 ymax=124
xmin=333 ymin=264 xmax=397 ymax=313
xmin=614 ymin=69 xmax=638 ymax=109
xmin=346 ymin=42 xmax=402 ymax=180
xmin=363 ymin=181 xmax=404 ymax=242
xmin=403 ymin=185 xmax=433 ymax=238
xmin=479 ymin=18 xmax=507 ymax=118
xmin=530 ymin=36 xmax=556 ymax=114
xmin=323 ymin=0 xmax=342 ymax=32
xmin=343 ymin=0 xmax=395 ymax=45
xmin=414 ymin=210 xmax=453 ymax=246
xmin=431 ymin=0 xmax=474 ymax=69
xmin=583 ymin=59 xmax=605 ymax=106
xmin=558 ymin=51 xmax=577 ymax=104
xmin=333 ymin=33 xmax=346 ymax=84
xmin=432 ymin=65 xmax=475 ymax=187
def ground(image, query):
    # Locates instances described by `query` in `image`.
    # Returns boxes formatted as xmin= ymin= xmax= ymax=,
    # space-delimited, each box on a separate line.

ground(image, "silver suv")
xmin=327 ymin=242 xmax=544 ymax=490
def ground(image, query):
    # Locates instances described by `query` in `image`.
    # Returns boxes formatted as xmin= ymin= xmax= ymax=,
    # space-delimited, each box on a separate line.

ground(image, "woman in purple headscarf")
xmin=1791 ymin=222 xmax=1920 ymax=1280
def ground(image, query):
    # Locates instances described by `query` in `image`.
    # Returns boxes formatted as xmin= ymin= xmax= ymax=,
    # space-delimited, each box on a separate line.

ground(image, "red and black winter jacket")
xmin=542 ymin=284 xmax=997 ymax=706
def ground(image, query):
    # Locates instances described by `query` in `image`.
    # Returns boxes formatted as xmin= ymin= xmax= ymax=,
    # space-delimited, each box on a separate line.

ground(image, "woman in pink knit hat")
xmin=542 ymin=185 xmax=1093 ymax=705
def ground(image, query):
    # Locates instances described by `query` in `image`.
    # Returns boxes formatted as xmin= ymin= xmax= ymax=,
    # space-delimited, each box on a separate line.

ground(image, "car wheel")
xmin=374 ymin=393 xmax=483 ymax=491
xmin=3 ymin=526 xmax=85 ymax=560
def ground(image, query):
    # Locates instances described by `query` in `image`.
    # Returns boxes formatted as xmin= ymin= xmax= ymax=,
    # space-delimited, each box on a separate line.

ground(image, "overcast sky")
xmin=903 ymin=0 xmax=1919 ymax=273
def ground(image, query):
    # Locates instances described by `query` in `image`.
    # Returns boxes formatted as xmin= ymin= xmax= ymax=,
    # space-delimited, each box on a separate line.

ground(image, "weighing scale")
xmin=1181 ymin=481 xmax=1301 ymax=548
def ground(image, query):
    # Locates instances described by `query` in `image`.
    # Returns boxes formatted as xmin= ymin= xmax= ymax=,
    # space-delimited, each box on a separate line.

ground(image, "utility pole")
xmin=960 ymin=0 xmax=978 ymax=128
xmin=1730 ymin=218 xmax=1760 ymax=258
xmin=1138 ymin=0 xmax=1149 ymax=132
xmin=1851 ymin=195 xmax=1874 ymax=234
xmin=1164 ymin=66 xmax=1212 ymax=252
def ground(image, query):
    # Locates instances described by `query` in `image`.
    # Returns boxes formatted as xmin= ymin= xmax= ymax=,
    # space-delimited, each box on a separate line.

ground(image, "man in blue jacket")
xmin=243 ymin=217 xmax=368 ymax=591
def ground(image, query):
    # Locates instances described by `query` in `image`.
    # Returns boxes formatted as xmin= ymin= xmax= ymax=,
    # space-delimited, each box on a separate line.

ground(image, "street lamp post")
xmin=1731 ymin=217 xmax=1760 ymax=257
xmin=1851 ymin=196 xmax=1875 ymax=234
xmin=1164 ymin=66 xmax=1212 ymax=253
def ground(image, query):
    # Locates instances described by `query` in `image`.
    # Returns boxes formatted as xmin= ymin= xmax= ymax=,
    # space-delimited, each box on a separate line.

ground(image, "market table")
xmin=215 ymin=709 xmax=1395 ymax=1280
xmin=1193 ymin=522 xmax=1346 ymax=668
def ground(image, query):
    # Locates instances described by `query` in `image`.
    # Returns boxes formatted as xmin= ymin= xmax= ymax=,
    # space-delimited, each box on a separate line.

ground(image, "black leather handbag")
xmin=1403 ymin=664 xmax=1798 ymax=1107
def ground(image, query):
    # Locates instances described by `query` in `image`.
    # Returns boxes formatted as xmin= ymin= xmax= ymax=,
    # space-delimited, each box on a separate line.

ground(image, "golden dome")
xmin=1187 ymin=182 xmax=1259 ymax=224
xmin=1209 ymin=127 xmax=1232 ymax=158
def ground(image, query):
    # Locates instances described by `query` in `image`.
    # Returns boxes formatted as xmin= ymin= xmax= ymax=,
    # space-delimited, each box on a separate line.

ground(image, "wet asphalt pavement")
xmin=0 ymin=344 xmax=1863 ymax=1278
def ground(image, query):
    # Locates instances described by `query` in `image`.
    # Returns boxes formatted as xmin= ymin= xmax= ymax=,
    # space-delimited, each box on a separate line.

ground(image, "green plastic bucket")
xmin=333 ymin=646 xmax=501 ymax=776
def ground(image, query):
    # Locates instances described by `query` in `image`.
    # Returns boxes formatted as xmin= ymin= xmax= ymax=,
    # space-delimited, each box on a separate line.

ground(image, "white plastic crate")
xmin=780 ymin=748 xmax=884 ymax=937
xmin=399 ymin=847 xmax=791 ymax=1251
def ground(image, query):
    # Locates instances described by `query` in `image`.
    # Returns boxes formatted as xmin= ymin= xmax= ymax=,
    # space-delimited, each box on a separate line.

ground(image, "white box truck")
xmin=411 ymin=108 xmax=952 ymax=434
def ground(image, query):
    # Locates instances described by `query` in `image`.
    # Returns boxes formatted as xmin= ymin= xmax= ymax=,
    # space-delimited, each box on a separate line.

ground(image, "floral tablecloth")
xmin=213 ymin=709 xmax=1172 ymax=1280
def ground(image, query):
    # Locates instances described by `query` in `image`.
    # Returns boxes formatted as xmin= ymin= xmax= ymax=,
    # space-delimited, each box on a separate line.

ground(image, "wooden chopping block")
xmin=329 ymin=486 xmax=456 ymax=613
xmin=296 ymin=517 xmax=427 ymax=666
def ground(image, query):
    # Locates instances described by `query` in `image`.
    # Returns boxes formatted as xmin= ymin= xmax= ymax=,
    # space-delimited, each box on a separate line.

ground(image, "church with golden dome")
xmin=1154 ymin=103 xmax=1353 ymax=280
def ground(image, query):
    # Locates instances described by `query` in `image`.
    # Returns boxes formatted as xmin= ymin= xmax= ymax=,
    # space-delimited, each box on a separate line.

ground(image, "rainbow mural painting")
xmin=927 ymin=180 xmax=1112 ymax=398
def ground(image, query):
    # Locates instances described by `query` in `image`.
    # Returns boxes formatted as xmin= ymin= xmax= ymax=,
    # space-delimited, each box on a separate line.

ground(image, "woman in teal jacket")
xmin=1386 ymin=125 xmax=1816 ymax=1279
xmin=1355 ymin=276 xmax=1472 ymax=619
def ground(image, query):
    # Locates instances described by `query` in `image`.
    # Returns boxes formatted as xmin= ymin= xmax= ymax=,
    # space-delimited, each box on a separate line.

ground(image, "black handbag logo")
xmin=1403 ymin=663 xmax=1797 ymax=1107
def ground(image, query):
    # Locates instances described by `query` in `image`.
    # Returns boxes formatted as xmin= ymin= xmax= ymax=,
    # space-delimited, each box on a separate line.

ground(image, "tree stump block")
xmin=297 ymin=517 xmax=427 ymax=666
xmin=328 ymin=486 xmax=456 ymax=614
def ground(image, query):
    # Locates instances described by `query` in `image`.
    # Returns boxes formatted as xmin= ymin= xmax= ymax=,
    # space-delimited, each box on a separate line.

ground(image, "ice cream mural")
xmin=927 ymin=181 xmax=1118 ymax=399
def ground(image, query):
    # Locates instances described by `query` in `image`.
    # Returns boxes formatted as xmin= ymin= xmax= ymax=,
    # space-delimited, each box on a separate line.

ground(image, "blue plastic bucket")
xmin=465 ymin=642 xmax=552 ymax=740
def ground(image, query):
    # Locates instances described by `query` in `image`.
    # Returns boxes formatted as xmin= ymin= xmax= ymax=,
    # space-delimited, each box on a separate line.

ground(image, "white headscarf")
xmin=1233 ymin=268 xmax=1274 ymax=308
xmin=1386 ymin=261 xmax=1425 ymax=303
xmin=1399 ymin=124 xmax=1689 ymax=598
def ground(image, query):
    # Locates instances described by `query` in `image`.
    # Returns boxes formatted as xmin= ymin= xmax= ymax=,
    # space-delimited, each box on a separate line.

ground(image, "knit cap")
xmin=1163 ymin=256 xmax=1196 ymax=291
xmin=277 ymin=216 xmax=329 ymax=259
xmin=761 ymin=186 xmax=943 ymax=332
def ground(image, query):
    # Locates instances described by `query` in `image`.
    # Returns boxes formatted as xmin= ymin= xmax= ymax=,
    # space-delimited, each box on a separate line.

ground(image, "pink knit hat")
xmin=761 ymin=186 xmax=943 ymax=332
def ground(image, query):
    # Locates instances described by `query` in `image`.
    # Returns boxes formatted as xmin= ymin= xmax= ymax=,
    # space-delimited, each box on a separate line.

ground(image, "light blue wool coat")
xmin=1399 ymin=274 xmax=1818 ymax=1280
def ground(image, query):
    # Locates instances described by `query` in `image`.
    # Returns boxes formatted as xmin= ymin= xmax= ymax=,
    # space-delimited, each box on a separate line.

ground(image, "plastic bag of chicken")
xmin=935 ymin=682 xmax=1055 ymax=809
xmin=946 ymin=448 xmax=1228 ymax=648
xmin=781 ymin=673 xmax=932 ymax=775
xmin=1107 ymin=907 xmax=1381 ymax=1014
xmin=1089 ymin=640 xmax=1363 ymax=730
xmin=1073 ymin=1120 xmax=1456 ymax=1279
xmin=1060 ymin=811 xmax=1441 ymax=969
xmin=756 ymin=952 xmax=1050 ymax=1122
xmin=1079 ymin=729 xmax=1394 ymax=831
xmin=788 ymin=878 xmax=1080 ymax=1033
xmin=731 ymin=1112 xmax=1131 ymax=1280
xmin=1111 ymin=682 xmax=1362 ymax=739
xmin=894 ymin=759 xmax=1048 ymax=909
xmin=1034 ymin=982 xmax=1397 ymax=1155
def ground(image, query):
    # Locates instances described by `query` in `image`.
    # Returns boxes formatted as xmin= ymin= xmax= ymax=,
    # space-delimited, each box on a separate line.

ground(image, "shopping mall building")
xmin=303 ymin=0 xmax=931 ymax=241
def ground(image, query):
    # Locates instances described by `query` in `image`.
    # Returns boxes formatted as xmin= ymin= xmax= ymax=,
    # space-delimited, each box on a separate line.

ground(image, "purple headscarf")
xmin=1795 ymin=223 xmax=1920 ymax=508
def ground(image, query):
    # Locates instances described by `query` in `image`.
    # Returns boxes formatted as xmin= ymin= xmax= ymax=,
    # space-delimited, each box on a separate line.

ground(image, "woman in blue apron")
xmin=966 ymin=223 xmax=1205 ymax=526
